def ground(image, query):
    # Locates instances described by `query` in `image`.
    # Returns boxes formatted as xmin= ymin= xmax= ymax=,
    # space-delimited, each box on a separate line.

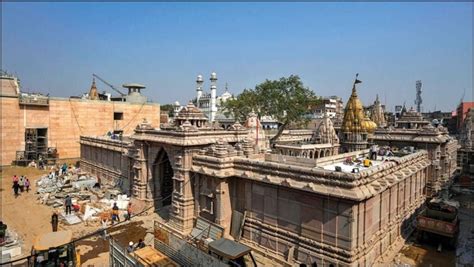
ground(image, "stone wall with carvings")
xmin=373 ymin=125 xmax=458 ymax=196
xmin=191 ymin=144 xmax=429 ymax=266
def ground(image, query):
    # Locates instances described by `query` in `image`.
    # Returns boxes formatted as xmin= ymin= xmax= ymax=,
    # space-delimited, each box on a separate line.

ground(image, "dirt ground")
xmin=1 ymin=166 xmax=51 ymax=253
xmin=389 ymin=191 xmax=474 ymax=267
xmin=396 ymin=239 xmax=456 ymax=267
xmin=1 ymin=164 xmax=152 ymax=266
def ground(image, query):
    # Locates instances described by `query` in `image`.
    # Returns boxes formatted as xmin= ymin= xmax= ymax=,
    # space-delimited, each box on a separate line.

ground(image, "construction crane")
xmin=92 ymin=73 xmax=126 ymax=97
xmin=415 ymin=80 xmax=422 ymax=113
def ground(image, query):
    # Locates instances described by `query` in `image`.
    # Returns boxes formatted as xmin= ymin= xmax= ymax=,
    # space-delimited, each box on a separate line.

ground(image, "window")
xmin=114 ymin=112 xmax=124 ymax=120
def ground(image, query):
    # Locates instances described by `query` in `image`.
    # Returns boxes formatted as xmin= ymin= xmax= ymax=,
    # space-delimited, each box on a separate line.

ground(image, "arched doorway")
xmin=153 ymin=149 xmax=174 ymax=208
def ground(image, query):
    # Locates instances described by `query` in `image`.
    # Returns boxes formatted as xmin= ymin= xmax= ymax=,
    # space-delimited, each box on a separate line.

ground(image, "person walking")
xmin=64 ymin=195 xmax=72 ymax=215
xmin=18 ymin=176 xmax=25 ymax=192
xmin=126 ymin=203 xmax=132 ymax=221
xmin=24 ymin=178 xmax=30 ymax=193
xmin=12 ymin=180 xmax=20 ymax=197
xmin=112 ymin=203 xmax=120 ymax=224
xmin=62 ymin=163 xmax=68 ymax=175
xmin=51 ymin=212 xmax=59 ymax=232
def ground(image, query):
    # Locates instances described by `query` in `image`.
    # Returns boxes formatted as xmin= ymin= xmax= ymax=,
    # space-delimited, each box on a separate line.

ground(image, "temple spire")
xmin=89 ymin=77 xmax=99 ymax=100
xmin=352 ymin=73 xmax=362 ymax=95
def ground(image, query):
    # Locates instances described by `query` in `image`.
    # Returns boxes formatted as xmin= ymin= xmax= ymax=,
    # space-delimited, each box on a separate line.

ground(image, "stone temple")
xmin=80 ymin=77 xmax=439 ymax=266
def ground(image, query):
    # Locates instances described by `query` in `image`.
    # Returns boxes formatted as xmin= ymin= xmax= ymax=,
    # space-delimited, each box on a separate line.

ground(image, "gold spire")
xmin=89 ymin=78 xmax=99 ymax=100
xmin=341 ymin=74 xmax=376 ymax=133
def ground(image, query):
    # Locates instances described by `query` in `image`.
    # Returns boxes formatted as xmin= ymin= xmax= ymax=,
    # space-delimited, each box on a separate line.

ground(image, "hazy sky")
xmin=2 ymin=2 xmax=472 ymax=111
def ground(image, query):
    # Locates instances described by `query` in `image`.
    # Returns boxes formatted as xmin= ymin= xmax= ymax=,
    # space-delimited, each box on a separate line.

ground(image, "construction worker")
xmin=127 ymin=242 xmax=134 ymax=253
xmin=136 ymin=239 xmax=145 ymax=249
xmin=363 ymin=158 xmax=372 ymax=168
xmin=112 ymin=203 xmax=120 ymax=224
xmin=64 ymin=195 xmax=72 ymax=215
xmin=126 ymin=203 xmax=132 ymax=221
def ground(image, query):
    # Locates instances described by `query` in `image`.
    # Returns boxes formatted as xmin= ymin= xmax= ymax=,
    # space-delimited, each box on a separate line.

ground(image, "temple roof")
xmin=312 ymin=114 xmax=339 ymax=144
xmin=397 ymin=107 xmax=428 ymax=124
xmin=175 ymin=101 xmax=208 ymax=121
xmin=341 ymin=77 xmax=377 ymax=133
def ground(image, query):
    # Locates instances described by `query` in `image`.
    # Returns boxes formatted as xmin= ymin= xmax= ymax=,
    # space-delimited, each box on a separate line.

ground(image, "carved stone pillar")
xmin=170 ymin=149 xmax=196 ymax=234
xmin=133 ymin=142 xmax=149 ymax=200
xmin=215 ymin=178 xmax=232 ymax=236
xmin=194 ymin=173 xmax=201 ymax=216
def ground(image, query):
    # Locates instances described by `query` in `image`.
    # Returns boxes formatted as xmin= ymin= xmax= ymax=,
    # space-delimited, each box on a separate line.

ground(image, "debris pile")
xmin=0 ymin=229 xmax=22 ymax=263
xmin=35 ymin=169 xmax=130 ymax=226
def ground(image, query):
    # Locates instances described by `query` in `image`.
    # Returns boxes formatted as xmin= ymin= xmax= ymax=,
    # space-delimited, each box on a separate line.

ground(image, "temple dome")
xmin=341 ymin=81 xmax=375 ymax=133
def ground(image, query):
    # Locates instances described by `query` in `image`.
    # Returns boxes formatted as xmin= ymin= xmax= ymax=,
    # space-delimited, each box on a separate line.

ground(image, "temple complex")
xmin=80 ymin=80 xmax=433 ymax=266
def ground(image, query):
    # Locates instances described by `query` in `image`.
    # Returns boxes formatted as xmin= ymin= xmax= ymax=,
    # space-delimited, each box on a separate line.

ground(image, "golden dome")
xmin=341 ymin=77 xmax=376 ymax=133
xmin=362 ymin=118 xmax=377 ymax=133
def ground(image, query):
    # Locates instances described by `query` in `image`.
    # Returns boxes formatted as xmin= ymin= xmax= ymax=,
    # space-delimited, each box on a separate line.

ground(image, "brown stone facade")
xmin=80 ymin=136 xmax=134 ymax=194
xmin=0 ymin=96 xmax=159 ymax=166
xmin=79 ymin=113 xmax=431 ymax=266
xmin=373 ymin=126 xmax=458 ymax=196
xmin=192 ymin=149 xmax=429 ymax=266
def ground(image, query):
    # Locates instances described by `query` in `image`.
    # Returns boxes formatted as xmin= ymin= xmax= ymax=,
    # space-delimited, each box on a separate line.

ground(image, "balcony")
xmin=19 ymin=94 xmax=49 ymax=106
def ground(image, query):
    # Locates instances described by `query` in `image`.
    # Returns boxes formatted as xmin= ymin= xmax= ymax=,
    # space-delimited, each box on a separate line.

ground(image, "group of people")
xmin=49 ymin=163 xmax=73 ymax=177
xmin=12 ymin=175 xmax=30 ymax=197
xmin=111 ymin=202 xmax=133 ymax=224
xmin=127 ymin=239 xmax=146 ymax=253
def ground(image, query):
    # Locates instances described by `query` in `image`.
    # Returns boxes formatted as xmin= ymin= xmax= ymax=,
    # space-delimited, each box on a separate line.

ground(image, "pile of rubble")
xmin=35 ymin=171 xmax=130 ymax=226
xmin=0 ymin=229 xmax=22 ymax=264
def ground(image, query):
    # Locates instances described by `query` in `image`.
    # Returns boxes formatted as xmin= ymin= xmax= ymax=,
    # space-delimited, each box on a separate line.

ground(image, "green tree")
xmin=160 ymin=104 xmax=175 ymax=118
xmin=223 ymin=75 xmax=320 ymax=144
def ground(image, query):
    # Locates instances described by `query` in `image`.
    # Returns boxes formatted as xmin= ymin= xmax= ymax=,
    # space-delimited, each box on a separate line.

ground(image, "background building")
xmin=458 ymin=108 xmax=474 ymax=176
xmin=0 ymin=74 xmax=160 ymax=166
xmin=455 ymin=102 xmax=474 ymax=132
xmin=311 ymin=96 xmax=344 ymax=119
xmin=193 ymin=73 xmax=233 ymax=123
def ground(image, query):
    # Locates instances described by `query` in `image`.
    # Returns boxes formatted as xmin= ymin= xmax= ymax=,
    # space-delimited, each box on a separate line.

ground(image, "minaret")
xmin=196 ymin=74 xmax=203 ymax=107
xmin=210 ymin=72 xmax=218 ymax=122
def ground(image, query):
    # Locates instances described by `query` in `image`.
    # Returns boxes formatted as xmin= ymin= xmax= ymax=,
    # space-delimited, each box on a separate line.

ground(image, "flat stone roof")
xmin=320 ymin=155 xmax=388 ymax=173
xmin=275 ymin=143 xmax=335 ymax=150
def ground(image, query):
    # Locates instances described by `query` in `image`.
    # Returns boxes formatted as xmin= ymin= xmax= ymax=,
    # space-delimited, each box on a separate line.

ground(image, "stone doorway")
xmin=153 ymin=149 xmax=174 ymax=208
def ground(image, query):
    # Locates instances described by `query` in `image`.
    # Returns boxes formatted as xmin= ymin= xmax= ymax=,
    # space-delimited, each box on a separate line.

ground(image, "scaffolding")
xmin=14 ymin=128 xmax=57 ymax=166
